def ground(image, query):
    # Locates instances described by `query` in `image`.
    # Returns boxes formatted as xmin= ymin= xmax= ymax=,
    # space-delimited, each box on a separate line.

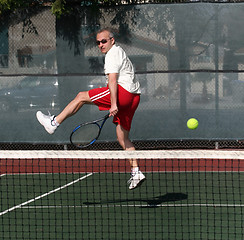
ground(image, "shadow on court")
xmin=83 ymin=192 xmax=188 ymax=207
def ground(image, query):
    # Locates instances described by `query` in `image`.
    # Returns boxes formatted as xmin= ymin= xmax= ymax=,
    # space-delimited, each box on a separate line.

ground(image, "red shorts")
xmin=88 ymin=85 xmax=140 ymax=131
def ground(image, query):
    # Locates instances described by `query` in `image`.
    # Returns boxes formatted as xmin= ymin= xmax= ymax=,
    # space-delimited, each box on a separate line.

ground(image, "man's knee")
xmin=75 ymin=91 xmax=90 ymax=103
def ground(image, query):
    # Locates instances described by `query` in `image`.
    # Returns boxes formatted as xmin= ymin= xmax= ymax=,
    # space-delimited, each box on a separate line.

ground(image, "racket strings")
xmin=71 ymin=123 xmax=100 ymax=146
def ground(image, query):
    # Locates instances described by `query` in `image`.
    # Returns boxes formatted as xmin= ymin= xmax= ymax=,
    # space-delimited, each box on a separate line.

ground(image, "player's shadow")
xmin=83 ymin=192 xmax=187 ymax=208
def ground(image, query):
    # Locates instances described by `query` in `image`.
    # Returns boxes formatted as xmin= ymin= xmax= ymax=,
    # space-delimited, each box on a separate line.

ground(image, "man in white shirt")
xmin=36 ymin=28 xmax=145 ymax=189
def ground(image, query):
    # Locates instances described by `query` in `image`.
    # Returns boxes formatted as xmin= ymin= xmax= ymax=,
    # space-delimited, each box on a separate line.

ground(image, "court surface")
xmin=1 ymin=150 xmax=244 ymax=239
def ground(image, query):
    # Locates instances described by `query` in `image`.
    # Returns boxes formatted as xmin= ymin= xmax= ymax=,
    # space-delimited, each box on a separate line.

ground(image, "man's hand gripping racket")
xmin=70 ymin=113 xmax=110 ymax=148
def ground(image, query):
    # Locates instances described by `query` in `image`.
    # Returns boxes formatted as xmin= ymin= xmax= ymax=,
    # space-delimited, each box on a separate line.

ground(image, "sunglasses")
xmin=96 ymin=38 xmax=112 ymax=45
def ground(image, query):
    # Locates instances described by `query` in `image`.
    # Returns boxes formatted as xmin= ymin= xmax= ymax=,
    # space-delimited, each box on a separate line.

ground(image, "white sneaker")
xmin=36 ymin=111 xmax=57 ymax=134
xmin=128 ymin=171 xmax=146 ymax=190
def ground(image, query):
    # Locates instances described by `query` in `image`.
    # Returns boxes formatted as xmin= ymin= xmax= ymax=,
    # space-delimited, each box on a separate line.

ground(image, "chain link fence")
xmin=1 ymin=2 xmax=244 ymax=149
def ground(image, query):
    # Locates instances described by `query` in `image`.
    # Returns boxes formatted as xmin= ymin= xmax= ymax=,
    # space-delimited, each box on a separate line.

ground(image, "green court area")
xmin=1 ymin=171 xmax=244 ymax=239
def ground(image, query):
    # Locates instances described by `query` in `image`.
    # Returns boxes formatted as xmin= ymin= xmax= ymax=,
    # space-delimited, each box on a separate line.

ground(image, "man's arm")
xmin=108 ymin=72 xmax=118 ymax=117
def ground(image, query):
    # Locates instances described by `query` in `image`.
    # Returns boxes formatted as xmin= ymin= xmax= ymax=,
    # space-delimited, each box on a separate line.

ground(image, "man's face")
xmin=96 ymin=31 xmax=114 ymax=54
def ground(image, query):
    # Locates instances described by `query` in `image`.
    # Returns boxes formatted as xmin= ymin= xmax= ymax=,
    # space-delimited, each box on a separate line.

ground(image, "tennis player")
xmin=36 ymin=28 xmax=145 ymax=190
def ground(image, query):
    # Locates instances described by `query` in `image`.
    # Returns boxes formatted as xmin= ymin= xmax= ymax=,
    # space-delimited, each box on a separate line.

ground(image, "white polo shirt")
xmin=104 ymin=44 xmax=141 ymax=94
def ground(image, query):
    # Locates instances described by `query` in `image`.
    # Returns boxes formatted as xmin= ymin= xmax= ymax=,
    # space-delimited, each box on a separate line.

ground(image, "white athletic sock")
xmin=53 ymin=117 xmax=60 ymax=127
xmin=131 ymin=167 xmax=139 ymax=175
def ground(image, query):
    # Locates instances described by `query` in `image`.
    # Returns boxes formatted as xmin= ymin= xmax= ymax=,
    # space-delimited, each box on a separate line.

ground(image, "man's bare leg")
xmin=36 ymin=91 xmax=92 ymax=134
xmin=56 ymin=91 xmax=92 ymax=124
xmin=116 ymin=124 xmax=146 ymax=189
xmin=116 ymin=124 xmax=138 ymax=167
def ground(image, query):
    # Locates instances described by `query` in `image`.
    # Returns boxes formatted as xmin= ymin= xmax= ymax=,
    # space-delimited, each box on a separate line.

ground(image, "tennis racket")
xmin=70 ymin=113 xmax=110 ymax=148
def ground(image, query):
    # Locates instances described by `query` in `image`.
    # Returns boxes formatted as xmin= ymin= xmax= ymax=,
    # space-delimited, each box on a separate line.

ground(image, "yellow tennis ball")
xmin=187 ymin=118 xmax=198 ymax=130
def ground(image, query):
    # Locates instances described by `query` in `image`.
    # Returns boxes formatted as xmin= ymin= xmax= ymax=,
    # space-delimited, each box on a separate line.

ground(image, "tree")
xmin=136 ymin=4 xmax=218 ymax=111
xmin=0 ymin=0 xmax=197 ymax=17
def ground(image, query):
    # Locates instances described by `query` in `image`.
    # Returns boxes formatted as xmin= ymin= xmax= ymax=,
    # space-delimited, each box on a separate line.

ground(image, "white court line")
xmin=0 ymin=172 xmax=93 ymax=217
xmin=20 ymin=203 xmax=244 ymax=208
xmin=0 ymin=174 xmax=6 ymax=177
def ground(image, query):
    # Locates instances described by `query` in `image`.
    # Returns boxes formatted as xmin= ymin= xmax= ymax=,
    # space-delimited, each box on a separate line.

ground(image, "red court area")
xmin=1 ymin=158 xmax=244 ymax=174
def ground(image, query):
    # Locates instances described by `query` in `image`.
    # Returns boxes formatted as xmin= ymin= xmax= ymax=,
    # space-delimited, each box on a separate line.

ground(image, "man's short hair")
xmin=97 ymin=28 xmax=114 ymax=38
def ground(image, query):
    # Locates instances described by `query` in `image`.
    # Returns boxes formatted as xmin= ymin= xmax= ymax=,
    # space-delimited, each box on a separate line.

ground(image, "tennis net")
xmin=1 ymin=150 xmax=244 ymax=239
